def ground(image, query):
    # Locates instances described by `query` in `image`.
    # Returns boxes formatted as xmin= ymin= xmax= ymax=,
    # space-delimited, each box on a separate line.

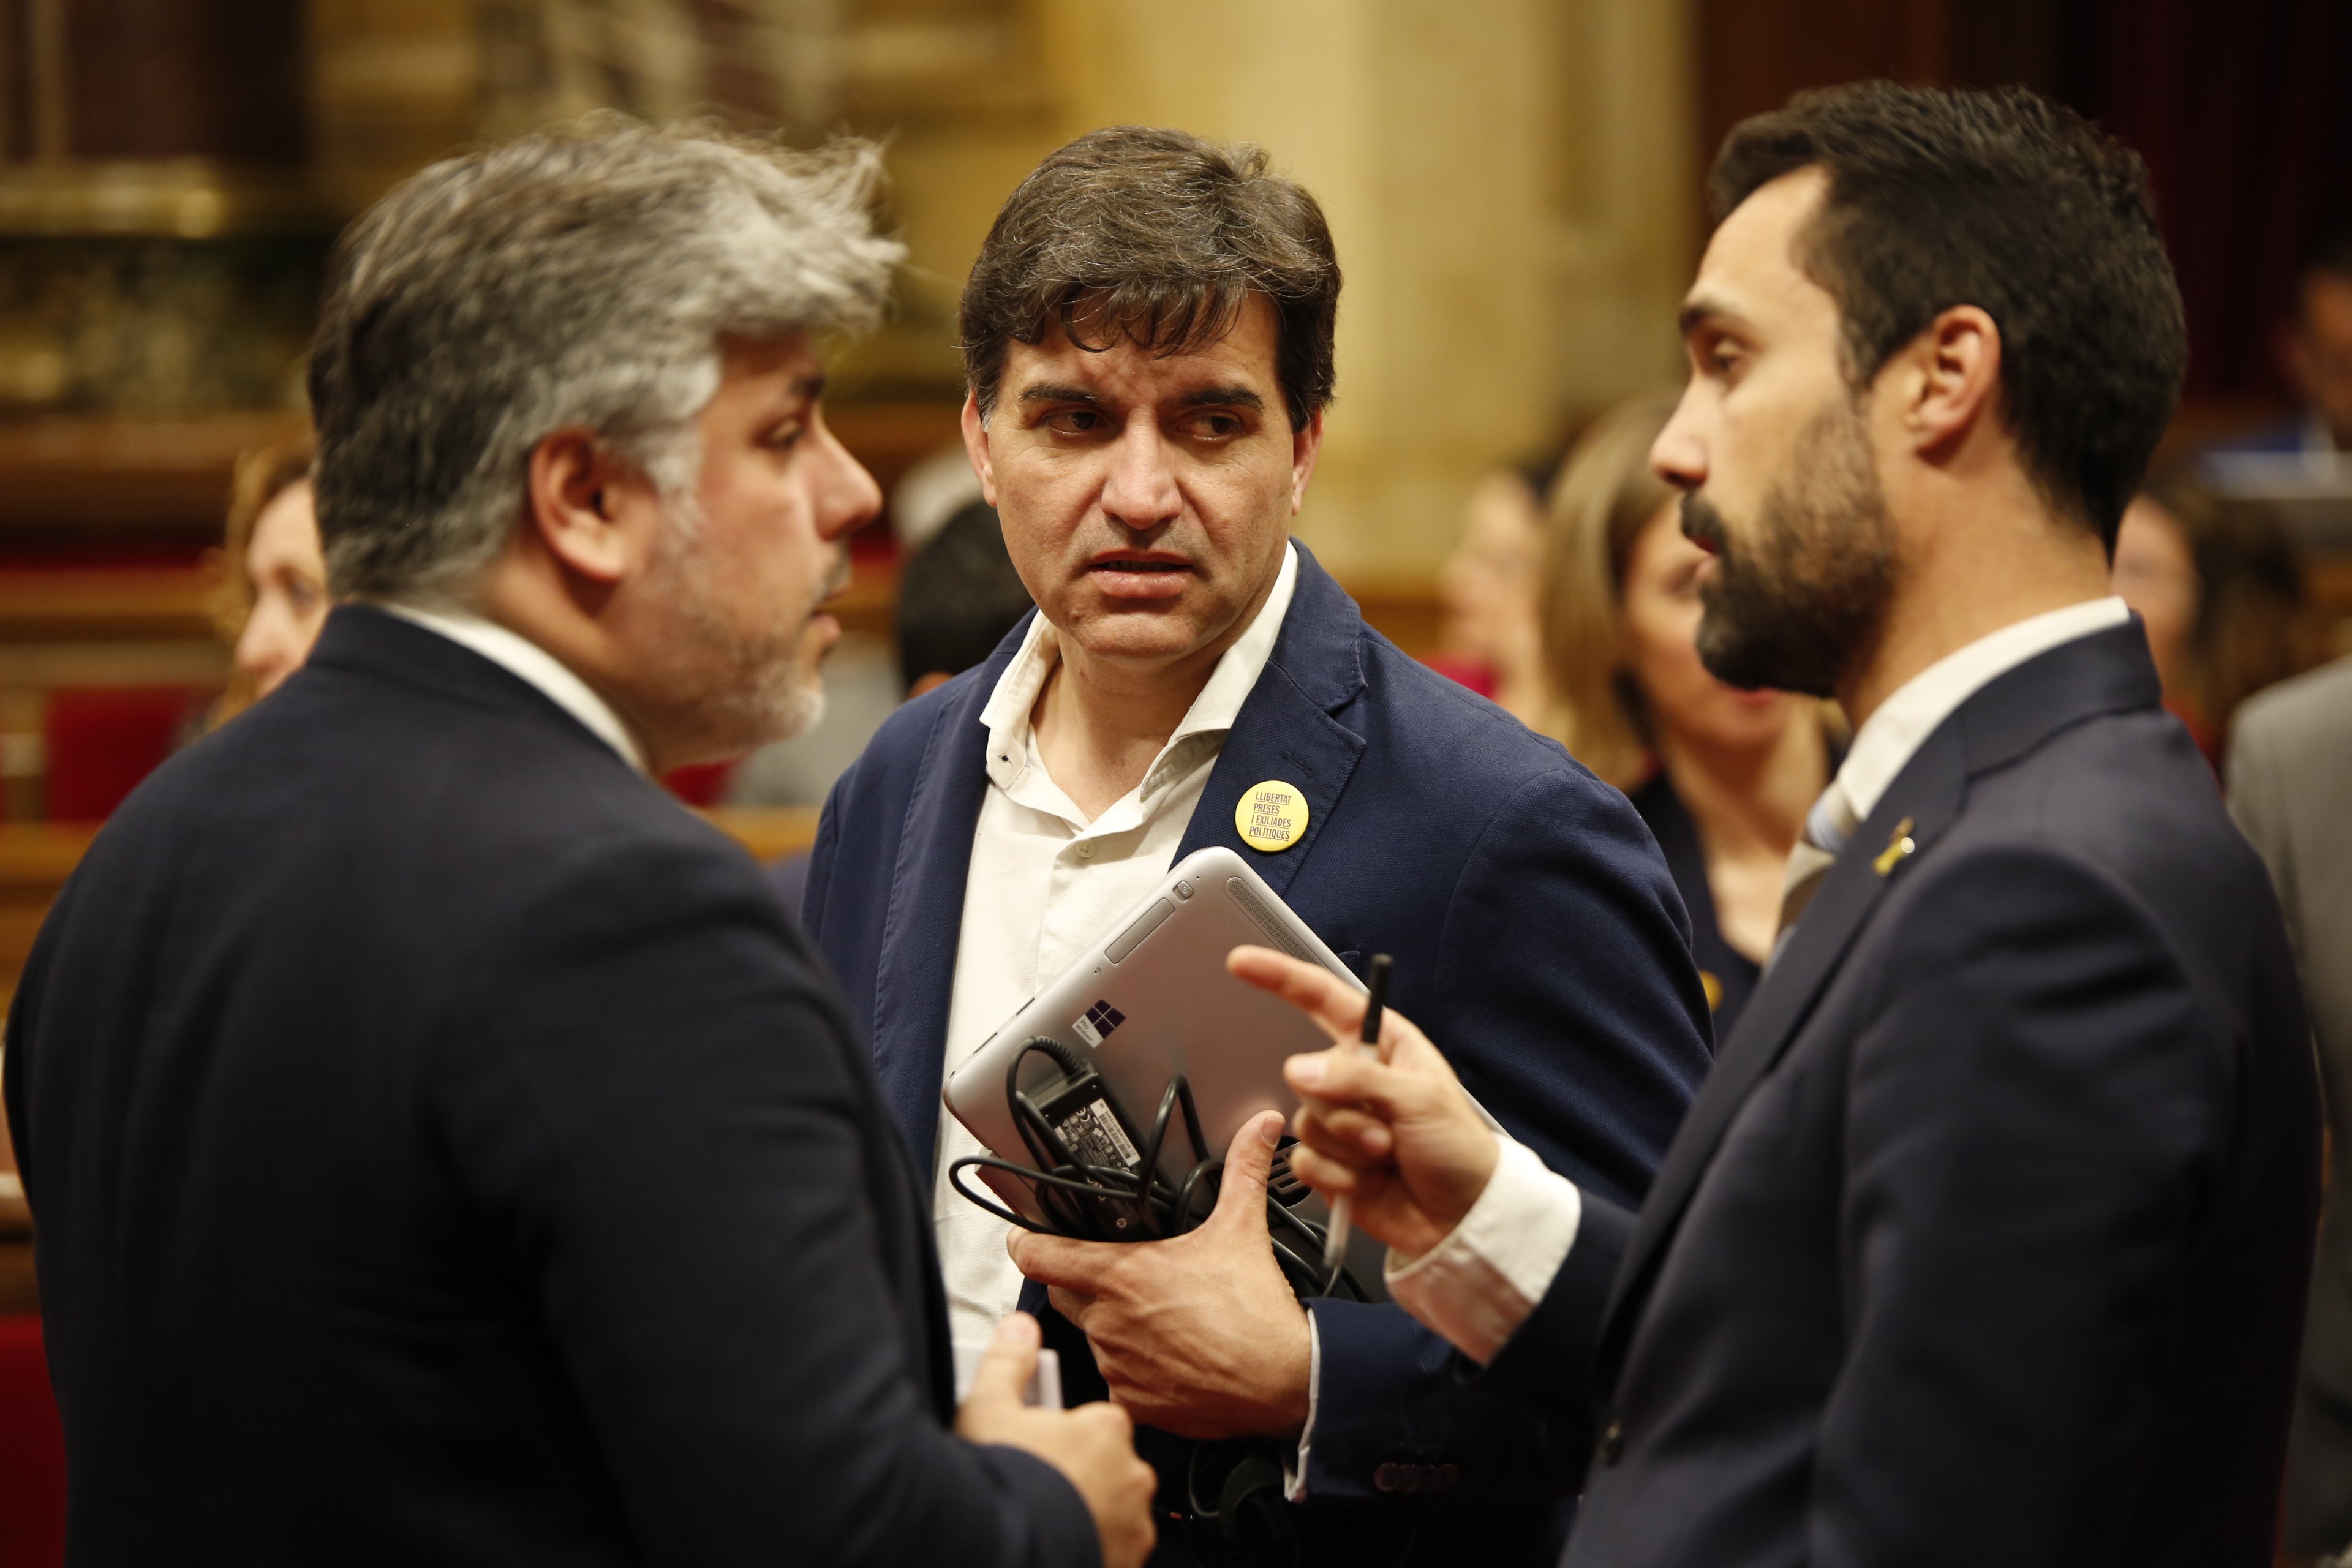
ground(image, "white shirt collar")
xmin=379 ymin=602 xmax=649 ymax=774
xmin=1832 ymin=595 xmax=2132 ymax=823
xmin=978 ymin=541 xmax=1300 ymax=799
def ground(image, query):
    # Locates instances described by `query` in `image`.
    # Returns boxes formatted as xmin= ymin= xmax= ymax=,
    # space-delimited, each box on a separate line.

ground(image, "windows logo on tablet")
xmin=1072 ymin=1000 xmax=1126 ymax=1047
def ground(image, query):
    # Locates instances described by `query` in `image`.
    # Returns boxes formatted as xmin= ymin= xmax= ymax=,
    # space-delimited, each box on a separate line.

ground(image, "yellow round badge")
xmin=1236 ymin=780 xmax=1308 ymax=852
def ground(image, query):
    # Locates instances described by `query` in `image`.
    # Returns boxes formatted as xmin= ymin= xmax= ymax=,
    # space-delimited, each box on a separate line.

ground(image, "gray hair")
xmin=309 ymin=115 xmax=902 ymax=602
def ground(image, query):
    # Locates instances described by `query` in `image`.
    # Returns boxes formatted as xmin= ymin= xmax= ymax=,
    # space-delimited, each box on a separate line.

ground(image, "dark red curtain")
xmin=2076 ymin=0 xmax=2352 ymax=400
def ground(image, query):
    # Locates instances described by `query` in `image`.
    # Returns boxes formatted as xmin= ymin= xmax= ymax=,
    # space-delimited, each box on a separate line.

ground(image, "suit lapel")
xmin=1172 ymin=545 xmax=1368 ymax=899
xmin=1601 ymin=727 xmax=1969 ymax=1342
xmin=1593 ymin=620 xmax=2167 ymax=1385
xmin=868 ymin=638 xmax=1010 ymax=1178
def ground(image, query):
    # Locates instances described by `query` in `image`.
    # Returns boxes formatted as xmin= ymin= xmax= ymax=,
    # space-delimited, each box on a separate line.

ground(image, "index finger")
xmin=1227 ymin=946 xmax=1366 ymax=1046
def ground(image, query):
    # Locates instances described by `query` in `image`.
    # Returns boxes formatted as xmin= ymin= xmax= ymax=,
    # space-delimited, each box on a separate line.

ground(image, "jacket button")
xmin=1374 ymin=1462 xmax=1401 ymax=1493
xmin=1597 ymin=1418 xmax=1625 ymax=1465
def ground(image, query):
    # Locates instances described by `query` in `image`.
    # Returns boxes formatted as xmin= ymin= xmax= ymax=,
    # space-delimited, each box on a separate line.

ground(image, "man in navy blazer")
xmin=1250 ymin=84 xmax=2321 ymax=1568
xmin=804 ymin=127 xmax=1713 ymax=1565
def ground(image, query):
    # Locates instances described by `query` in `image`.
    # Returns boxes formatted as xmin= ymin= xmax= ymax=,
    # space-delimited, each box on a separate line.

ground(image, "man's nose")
xmin=811 ymin=421 xmax=884 ymax=543
xmin=1651 ymin=386 xmax=1708 ymax=492
xmin=1100 ymin=417 xmax=1181 ymax=531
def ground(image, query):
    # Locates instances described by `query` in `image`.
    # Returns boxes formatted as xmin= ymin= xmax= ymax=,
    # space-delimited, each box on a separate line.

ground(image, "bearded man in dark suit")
xmin=1248 ymin=83 xmax=2320 ymax=1568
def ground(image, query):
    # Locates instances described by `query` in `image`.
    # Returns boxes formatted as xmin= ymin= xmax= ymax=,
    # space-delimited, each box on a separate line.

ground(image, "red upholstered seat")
xmin=0 ymin=1315 xmax=65 ymax=1568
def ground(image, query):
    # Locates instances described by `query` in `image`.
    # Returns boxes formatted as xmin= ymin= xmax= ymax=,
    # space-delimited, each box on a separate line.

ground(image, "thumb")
xmin=1209 ymin=1111 xmax=1284 ymax=1229
xmin=962 ymin=1311 xmax=1041 ymax=1413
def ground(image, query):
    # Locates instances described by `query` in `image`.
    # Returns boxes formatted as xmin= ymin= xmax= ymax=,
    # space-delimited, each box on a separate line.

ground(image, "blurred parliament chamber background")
xmin=0 ymin=0 xmax=2349 ymax=1319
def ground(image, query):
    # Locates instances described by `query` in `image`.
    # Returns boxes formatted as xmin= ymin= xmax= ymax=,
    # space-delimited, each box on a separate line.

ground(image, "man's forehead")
xmin=1006 ymin=293 xmax=1281 ymax=399
xmin=1684 ymin=167 xmax=1837 ymax=334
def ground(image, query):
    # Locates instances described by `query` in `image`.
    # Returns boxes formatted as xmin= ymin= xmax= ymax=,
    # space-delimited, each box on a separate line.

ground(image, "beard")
xmin=637 ymin=513 xmax=848 ymax=760
xmin=1684 ymin=395 xmax=1896 ymax=698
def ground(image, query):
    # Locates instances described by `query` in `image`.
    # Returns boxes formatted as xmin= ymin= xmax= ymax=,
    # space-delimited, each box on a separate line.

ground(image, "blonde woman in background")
xmin=210 ymin=438 xmax=326 ymax=719
xmin=1543 ymin=391 xmax=1837 ymax=1032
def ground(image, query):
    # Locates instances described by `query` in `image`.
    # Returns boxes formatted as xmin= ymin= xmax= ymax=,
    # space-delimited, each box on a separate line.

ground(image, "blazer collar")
xmin=1170 ymin=542 xmax=1370 ymax=898
xmin=1596 ymin=621 xmax=2164 ymax=1384
xmin=304 ymin=604 xmax=640 ymax=771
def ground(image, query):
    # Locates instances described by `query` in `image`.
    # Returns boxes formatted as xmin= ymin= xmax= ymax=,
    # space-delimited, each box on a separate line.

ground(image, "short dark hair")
xmin=1713 ymin=81 xmax=2185 ymax=549
xmin=895 ymin=501 xmax=1034 ymax=689
xmin=960 ymin=126 xmax=1340 ymax=432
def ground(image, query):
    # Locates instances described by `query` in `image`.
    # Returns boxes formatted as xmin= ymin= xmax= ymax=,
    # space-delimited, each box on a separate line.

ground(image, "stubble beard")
xmin=1687 ymin=394 xmax=1896 ymax=699
xmin=639 ymin=507 xmax=845 ymax=760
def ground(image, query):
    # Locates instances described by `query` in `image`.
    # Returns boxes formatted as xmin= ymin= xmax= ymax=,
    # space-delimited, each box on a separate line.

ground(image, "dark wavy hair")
xmin=959 ymin=126 xmax=1340 ymax=432
xmin=1714 ymin=82 xmax=2187 ymax=550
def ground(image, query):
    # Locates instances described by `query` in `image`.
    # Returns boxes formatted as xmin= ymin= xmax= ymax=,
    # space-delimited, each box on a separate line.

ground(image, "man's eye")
xmin=1044 ymin=410 xmax=1101 ymax=434
xmin=765 ymin=424 xmax=805 ymax=451
xmin=1187 ymin=413 xmax=1242 ymax=439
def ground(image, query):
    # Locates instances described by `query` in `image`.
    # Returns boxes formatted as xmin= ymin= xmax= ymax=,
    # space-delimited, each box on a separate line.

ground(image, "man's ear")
xmin=1901 ymin=304 xmax=2003 ymax=458
xmin=1289 ymin=407 xmax=1325 ymax=516
xmin=959 ymin=391 xmax=997 ymax=508
xmin=526 ymin=429 xmax=630 ymax=584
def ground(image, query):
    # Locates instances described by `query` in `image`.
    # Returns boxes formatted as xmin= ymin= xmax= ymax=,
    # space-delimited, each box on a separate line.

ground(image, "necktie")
xmin=1775 ymin=782 xmax=1858 ymax=950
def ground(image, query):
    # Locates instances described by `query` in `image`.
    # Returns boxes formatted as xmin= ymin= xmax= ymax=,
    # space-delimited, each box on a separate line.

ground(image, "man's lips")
xmin=1085 ymin=554 xmax=1195 ymax=601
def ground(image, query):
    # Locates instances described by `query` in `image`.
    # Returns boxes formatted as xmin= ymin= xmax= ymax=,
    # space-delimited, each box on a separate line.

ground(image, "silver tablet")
xmin=943 ymin=846 xmax=1378 ymax=1273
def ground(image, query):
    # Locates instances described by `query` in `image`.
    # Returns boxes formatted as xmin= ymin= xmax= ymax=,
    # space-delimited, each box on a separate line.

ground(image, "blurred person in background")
xmin=2229 ymin=647 xmax=2352 ymax=1567
xmin=209 ymin=439 xmax=326 ymax=717
xmin=899 ymin=499 xmax=1038 ymax=699
xmin=1431 ymin=462 xmax=1560 ymax=730
xmin=2207 ymin=222 xmax=2352 ymax=461
xmin=1541 ymin=390 xmax=1834 ymax=1034
xmin=2110 ymin=465 xmax=2330 ymax=768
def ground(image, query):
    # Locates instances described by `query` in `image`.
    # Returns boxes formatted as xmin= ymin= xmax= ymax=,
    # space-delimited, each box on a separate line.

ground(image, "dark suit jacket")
xmin=804 ymin=545 xmax=1713 ymax=1558
xmin=1482 ymin=624 xmax=2320 ymax=1568
xmin=3 ymin=608 xmax=1096 ymax=1568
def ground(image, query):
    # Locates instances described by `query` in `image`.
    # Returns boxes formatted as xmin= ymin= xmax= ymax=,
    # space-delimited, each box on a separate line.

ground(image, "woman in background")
xmin=2111 ymin=466 xmax=2331 ymax=772
xmin=1433 ymin=461 xmax=1561 ymax=733
xmin=1542 ymin=391 xmax=1836 ymax=1033
xmin=211 ymin=439 xmax=325 ymax=718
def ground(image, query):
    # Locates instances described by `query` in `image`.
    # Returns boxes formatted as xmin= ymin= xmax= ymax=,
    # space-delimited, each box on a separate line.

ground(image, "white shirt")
xmin=1387 ymin=596 xmax=2135 ymax=1362
xmin=932 ymin=542 xmax=1300 ymax=1340
xmin=380 ymin=602 xmax=649 ymax=774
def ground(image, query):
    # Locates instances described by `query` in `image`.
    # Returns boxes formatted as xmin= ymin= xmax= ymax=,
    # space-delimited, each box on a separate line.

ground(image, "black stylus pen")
xmin=1322 ymin=954 xmax=1393 ymax=1272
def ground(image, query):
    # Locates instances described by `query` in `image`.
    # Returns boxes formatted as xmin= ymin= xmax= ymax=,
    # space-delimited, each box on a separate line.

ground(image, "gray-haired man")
xmin=6 ymin=120 xmax=1152 ymax=1566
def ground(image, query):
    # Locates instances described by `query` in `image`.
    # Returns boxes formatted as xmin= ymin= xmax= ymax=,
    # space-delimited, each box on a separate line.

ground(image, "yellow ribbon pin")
xmin=1237 ymin=780 xmax=1309 ymax=852
xmin=1873 ymin=816 xmax=1918 ymax=876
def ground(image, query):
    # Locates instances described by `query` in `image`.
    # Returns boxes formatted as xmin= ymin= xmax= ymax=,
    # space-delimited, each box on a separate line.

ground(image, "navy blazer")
xmin=1484 ymin=624 xmax=2320 ymax=1568
xmin=805 ymin=546 xmax=1713 ymax=1555
xmin=6 ymin=608 xmax=1095 ymax=1568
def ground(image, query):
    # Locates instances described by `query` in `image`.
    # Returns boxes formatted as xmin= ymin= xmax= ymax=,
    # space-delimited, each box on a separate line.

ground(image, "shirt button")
xmin=1074 ymin=842 xmax=1094 ymax=859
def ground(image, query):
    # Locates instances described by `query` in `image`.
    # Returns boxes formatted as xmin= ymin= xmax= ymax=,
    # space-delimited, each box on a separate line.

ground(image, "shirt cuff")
xmin=1382 ymin=1137 xmax=1581 ymax=1365
xmin=1283 ymin=1310 xmax=1321 ymax=1502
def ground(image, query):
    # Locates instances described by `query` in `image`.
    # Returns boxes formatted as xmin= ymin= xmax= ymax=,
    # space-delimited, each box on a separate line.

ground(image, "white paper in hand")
xmin=951 ymin=1338 xmax=1064 ymax=1410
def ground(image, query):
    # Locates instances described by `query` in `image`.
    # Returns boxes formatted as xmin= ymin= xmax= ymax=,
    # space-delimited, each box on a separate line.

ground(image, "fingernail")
xmin=1259 ymin=1113 xmax=1283 ymax=1148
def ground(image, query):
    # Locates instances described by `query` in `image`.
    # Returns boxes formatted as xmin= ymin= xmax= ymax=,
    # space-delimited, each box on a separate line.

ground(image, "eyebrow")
xmin=1678 ymin=295 xmax=1752 ymax=340
xmin=1017 ymin=381 xmax=1103 ymax=407
xmin=1174 ymin=384 xmax=1264 ymax=412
